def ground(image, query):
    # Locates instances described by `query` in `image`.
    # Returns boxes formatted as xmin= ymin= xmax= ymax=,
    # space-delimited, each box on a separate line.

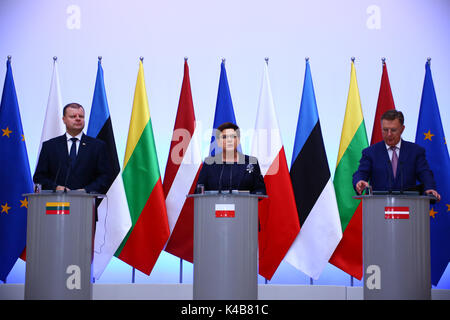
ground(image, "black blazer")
xmin=197 ymin=153 xmax=266 ymax=194
xmin=33 ymin=133 xmax=112 ymax=194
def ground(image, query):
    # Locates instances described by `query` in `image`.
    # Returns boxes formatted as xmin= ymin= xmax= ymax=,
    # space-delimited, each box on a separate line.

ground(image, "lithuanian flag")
xmin=45 ymin=202 xmax=70 ymax=215
xmin=115 ymin=60 xmax=170 ymax=275
xmin=329 ymin=60 xmax=368 ymax=279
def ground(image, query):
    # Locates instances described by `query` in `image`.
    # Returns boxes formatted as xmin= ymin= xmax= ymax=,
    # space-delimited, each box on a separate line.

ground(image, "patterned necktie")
xmin=390 ymin=146 xmax=398 ymax=178
xmin=69 ymin=137 xmax=78 ymax=166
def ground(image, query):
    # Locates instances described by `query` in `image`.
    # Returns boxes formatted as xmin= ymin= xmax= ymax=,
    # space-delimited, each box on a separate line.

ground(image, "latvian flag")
xmin=46 ymin=202 xmax=70 ymax=215
xmin=163 ymin=59 xmax=202 ymax=263
xmin=384 ymin=207 xmax=410 ymax=219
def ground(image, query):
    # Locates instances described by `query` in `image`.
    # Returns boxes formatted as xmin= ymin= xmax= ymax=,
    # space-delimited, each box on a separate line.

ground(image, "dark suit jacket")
xmin=197 ymin=153 xmax=266 ymax=194
xmin=352 ymin=140 xmax=436 ymax=192
xmin=33 ymin=133 xmax=112 ymax=194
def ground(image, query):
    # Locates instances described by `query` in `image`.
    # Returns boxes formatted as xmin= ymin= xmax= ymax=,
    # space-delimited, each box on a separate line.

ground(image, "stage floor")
xmin=1 ymin=283 xmax=449 ymax=300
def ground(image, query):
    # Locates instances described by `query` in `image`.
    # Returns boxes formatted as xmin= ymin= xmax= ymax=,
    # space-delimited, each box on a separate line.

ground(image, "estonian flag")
xmin=284 ymin=59 xmax=342 ymax=280
xmin=87 ymin=58 xmax=131 ymax=280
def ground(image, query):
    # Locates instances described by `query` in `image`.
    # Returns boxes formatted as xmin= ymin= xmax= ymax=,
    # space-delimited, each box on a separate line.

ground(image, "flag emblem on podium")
xmin=384 ymin=206 xmax=409 ymax=219
xmin=46 ymin=202 xmax=70 ymax=215
xmin=215 ymin=204 xmax=235 ymax=218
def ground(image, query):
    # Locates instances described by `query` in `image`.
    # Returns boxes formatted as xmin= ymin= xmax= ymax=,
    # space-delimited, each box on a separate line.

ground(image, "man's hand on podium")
xmin=356 ymin=180 xmax=369 ymax=195
xmin=55 ymin=186 xmax=86 ymax=192
xmin=425 ymin=189 xmax=441 ymax=202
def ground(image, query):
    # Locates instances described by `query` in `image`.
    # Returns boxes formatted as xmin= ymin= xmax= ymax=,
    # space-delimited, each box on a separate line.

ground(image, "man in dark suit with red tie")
xmin=33 ymin=103 xmax=111 ymax=194
xmin=353 ymin=110 xmax=441 ymax=201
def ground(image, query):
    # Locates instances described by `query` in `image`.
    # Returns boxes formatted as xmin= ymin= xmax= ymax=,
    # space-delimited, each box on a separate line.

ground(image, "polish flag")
xmin=251 ymin=60 xmax=301 ymax=280
xmin=215 ymin=204 xmax=236 ymax=218
xmin=163 ymin=59 xmax=202 ymax=262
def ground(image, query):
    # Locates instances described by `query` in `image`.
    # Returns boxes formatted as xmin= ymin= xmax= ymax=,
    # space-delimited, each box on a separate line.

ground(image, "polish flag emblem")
xmin=215 ymin=204 xmax=235 ymax=218
xmin=384 ymin=206 xmax=410 ymax=219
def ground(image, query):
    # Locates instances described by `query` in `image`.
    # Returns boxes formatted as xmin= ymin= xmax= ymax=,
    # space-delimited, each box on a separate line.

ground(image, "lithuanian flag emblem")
xmin=46 ymin=202 xmax=70 ymax=215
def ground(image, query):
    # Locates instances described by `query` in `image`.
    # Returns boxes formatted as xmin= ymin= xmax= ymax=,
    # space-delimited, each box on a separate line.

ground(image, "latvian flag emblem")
xmin=215 ymin=204 xmax=235 ymax=218
xmin=384 ymin=206 xmax=409 ymax=219
xmin=46 ymin=202 xmax=70 ymax=215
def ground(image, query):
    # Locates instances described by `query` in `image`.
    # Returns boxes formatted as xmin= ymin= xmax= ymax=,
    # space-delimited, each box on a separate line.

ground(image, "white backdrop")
xmin=1 ymin=0 xmax=449 ymax=287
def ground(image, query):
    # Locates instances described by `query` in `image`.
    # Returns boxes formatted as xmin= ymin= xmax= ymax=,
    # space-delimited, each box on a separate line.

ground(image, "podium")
xmin=356 ymin=193 xmax=433 ymax=300
xmin=23 ymin=190 xmax=103 ymax=300
xmin=188 ymin=191 xmax=266 ymax=300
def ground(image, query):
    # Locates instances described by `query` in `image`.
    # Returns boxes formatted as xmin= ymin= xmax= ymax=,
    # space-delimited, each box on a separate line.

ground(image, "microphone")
xmin=218 ymin=164 xmax=225 ymax=194
xmin=399 ymin=161 xmax=404 ymax=194
xmin=386 ymin=159 xmax=393 ymax=194
xmin=52 ymin=161 xmax=62 ymax=192
xmin=363 ymin=185 xmax=373 ymax=195
xmin=228 ymin=164 xmax=233 ymax=193
xmin=63 ymin=157 xmax=72 ymax=193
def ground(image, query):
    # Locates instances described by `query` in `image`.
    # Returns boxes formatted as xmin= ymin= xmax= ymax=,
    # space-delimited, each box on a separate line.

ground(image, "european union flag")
xmin=0 ymin=58 xmax=33 ymax=282
xmin=209 ymin=60 xmax=239 ymax=156
xmin=415 ymin=59 xmax=450 ymax=286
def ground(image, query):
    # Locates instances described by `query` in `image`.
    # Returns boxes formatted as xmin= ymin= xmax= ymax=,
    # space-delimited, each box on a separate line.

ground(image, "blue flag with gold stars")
xmin=415 ymin=60 xmax=450 ymax=286
xmin=0 ymin=58 xmax=33 ymax=282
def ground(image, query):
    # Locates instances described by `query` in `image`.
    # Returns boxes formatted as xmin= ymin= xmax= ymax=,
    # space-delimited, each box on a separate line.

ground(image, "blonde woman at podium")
xmin=197 ymin=122 xmax=266 ymax=194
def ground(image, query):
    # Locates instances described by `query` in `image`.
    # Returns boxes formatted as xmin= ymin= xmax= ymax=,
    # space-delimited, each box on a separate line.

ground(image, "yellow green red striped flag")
xmin=115 ymin=60 xmax=169 ymax=275
xmin=329 ymin=60 xmax=368 ymax=279
xmin=45 ymin=202 xmax=70 ymax=215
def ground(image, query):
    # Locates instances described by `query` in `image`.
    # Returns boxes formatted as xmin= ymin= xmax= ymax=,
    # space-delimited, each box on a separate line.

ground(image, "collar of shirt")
xmin=66 ymin=132 xmax=84 ymax=154
xmin=66 ymin=132 xmax=83 ymax=141
xmin=385 ymin=139 xmax=401 ymax=160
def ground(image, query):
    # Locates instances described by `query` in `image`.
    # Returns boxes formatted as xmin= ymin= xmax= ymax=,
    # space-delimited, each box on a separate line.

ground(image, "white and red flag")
xmin=215 ymin=204 xmax=236 ymax=218
xmin=251 ymin=61 xmax=301 ymax=280
xmin=163 ymin=59 xmax=202 ymax=262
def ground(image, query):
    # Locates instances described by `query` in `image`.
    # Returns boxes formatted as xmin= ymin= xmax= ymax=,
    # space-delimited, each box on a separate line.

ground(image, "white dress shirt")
xmin=66 ymin=132 xmax=83 ymax=156
xmin=385 ymin=139 xmax=401 ymax=161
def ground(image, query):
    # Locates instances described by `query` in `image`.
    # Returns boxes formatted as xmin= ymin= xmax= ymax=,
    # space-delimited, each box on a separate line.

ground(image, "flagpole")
xmin=98 ymin=56 xmax=102 ymax=64
xmin=306 ymin=57 xmax=314 ymax=287
xmin=427 ymin=57 xmax=431 ymax=65
xmin=131 ymin=57 xmax=142 ymax=284
xmin=179 ymin=259 xmax=183 ymax=283
xmin=351 ymin=55 xmax=355 ymax=288
xmin=381 ymin=57 xmax=386 ymax=66
xmin=350 ymin=56 xmax=356 ymax=288
xmin=1 ymin=57 xmax=7 ymax=283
